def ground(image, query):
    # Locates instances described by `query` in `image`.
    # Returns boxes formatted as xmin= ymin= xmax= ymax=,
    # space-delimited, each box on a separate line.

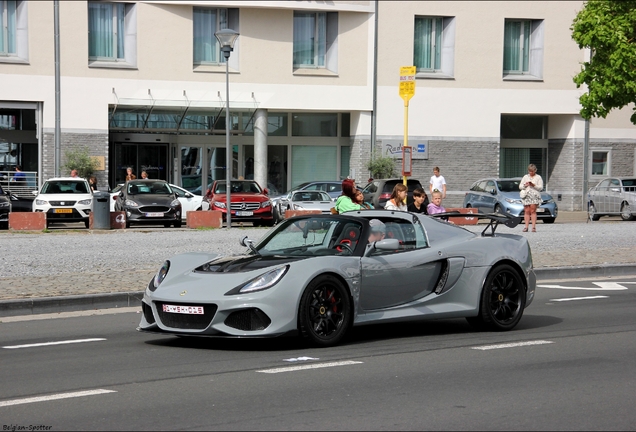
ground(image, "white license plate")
xmin=236 ymin=211 xmax=253 ymax=216
xmin=162 ymin=304 xmax=204 ymax=315
xmin=536 ymin=208 xmax=546 ymax=213
xmin=145 ymin=212 xmax=164 ymax=217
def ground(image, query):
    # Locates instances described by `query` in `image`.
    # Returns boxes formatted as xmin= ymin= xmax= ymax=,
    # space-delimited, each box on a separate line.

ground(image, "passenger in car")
xmin=367 ymin=219 xmax=386 ymax=243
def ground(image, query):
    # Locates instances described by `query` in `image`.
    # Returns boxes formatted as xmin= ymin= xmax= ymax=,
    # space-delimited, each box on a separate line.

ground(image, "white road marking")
xmin=0 ymin=389 xmax=116 ymax=408
xmin=472 ymin=340 xmax=553 ymax=351
xmin=538 ymin=282 xmax=630 ymax=291
xmin=0 ymin=307 xmax=140 ymax=323
xmin=2 ymin=338 xmax=106 ymax=349
xmin=257 ymin=360 xmax=363 ymax=374
xmin=550 ymin=295 xmax=609 ymax=302
xmin=283 ymin=356 xmax=319 ymax=362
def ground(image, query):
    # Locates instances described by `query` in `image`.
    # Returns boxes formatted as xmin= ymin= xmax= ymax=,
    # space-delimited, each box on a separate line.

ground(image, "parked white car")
xmin=110 ymin=183 xmax=209 ymax=220
xmin=33 ymin=177 xmax=93 ymax=228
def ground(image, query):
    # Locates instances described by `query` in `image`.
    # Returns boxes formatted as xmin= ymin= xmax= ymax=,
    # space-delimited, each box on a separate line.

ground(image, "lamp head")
xmin=215 ymin=28 xmax=240 ymax=50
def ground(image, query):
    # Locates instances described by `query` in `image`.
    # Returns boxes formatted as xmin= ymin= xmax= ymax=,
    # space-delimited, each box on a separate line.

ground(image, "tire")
xmin=465 ymin=204 xmax=472 ymax=208
xmin=588 ymin=202 xmax=600 ymax=221
xmin=620 ymin=202 xmax=635 ymax=221
xmin=494 ymin=204 xmax=502 ymax=214
xmin=298 ymin=274 xmax=351 ymax=347
xmin=174 ymin=221 xmax=182 ymax=228
xmin=84 ymin=220 xmax=90 ymax=229
xmin=125 ymin=219 xmax=131 ymax=229
xmin=263 ymin=219 xmax=275 ymax=227
xmin=466 ymin=264 xmax=525 ymax=331
xmin=543 ymin=217 xmax=555 ymax=224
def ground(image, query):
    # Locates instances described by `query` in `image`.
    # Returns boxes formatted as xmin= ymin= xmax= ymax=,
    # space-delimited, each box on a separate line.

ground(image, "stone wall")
xmin=42 ymin=131 xmax=109 ymax=188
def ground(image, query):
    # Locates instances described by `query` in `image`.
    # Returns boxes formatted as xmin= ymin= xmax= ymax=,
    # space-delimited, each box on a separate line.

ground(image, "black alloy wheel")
xmin=299 ymin=275 xmax=351 ymax=347
xmin=467 ymin=264 xmax=525 ymax=331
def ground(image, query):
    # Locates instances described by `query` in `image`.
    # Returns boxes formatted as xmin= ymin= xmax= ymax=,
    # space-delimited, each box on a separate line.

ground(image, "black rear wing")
xmin=429 ymin=212 xmax=522 ymax=236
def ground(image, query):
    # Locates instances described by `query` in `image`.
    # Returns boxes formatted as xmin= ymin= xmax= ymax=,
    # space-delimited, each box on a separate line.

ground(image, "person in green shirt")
xmin=334 ymin=179 xmax=363 ymax=213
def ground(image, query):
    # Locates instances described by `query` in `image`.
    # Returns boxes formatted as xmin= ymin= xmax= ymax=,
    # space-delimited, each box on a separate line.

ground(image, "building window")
xmin=0 ymin=0 xmax=27 ymax=63
xmin=413 ymin=16 xmax=455 ymax=78
xmin=503 ymin=19 xmax=544 ymax=80
xmin=591 ymin=149 xmax=611 ymax=176
xmin=88 ymin=2 xmax=136 ymax=67
xmin=293 ymin=11 xmax=338 ymax=72
xmin=193 ymin=8 xmax=228 ymax=64
xmin=292 ymin=113 xmax=337 ymax=137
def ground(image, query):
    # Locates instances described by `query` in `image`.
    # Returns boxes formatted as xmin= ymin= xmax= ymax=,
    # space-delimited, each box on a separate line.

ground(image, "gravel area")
xmin=1 ymin=221 xmax=635 ymax=279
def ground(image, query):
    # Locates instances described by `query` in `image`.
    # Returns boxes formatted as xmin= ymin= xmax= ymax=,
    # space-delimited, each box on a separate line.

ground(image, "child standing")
xmin=429 ymin=167 xmax=447 ymax=199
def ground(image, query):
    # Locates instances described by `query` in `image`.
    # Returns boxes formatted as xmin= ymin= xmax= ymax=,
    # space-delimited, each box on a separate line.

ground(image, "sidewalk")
xmin=1 ymin=212 xmax=634 ymax=318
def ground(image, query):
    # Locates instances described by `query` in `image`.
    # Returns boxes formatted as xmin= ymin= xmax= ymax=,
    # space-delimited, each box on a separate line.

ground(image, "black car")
xmin=0 ymin=184 xmax=10 ymax=228
xmin=115 ymin=180 xmax=182 ymax=228
xmin=8 ymin=192 xmax=35 ymax=213
xmin=361 ymin=178 xmax=424 ymax=209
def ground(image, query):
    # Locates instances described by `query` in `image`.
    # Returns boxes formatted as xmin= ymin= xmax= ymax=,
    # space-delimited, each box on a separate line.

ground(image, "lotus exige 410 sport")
xmin=138 ymin=210 xmax=536 ymax=347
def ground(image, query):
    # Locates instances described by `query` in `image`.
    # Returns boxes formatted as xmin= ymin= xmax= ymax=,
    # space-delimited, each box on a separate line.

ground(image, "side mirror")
xmin=119 ymin=192 xmax=124 ymax=198
xmin=263 ymin=188 xmax=269 ymax=195
xmin=185 ymin=192 xmax=194 ymax=198
xmin=610 ymin=187 xmax=621 ymax=193
xmin=32 ymin=190 xmax=38 ymax=196
xmin=364 ymin=238 xmax=400 ymax=256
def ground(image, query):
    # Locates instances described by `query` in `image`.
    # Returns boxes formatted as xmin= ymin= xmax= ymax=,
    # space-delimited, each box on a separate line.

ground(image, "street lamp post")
xmin=215 ymin=28 xmax=240 ymax=228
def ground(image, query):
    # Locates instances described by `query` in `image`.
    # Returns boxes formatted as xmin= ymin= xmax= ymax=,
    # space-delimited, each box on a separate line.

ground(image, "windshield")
xmin=128 ymin=181 xmax=172 ymax=195
xmin=214 ymin=181 xmax=262 ymax=194
xmin=497 ymin=180 xmax=521 ymax=192
xmin=42 ymin=181 xmax=89 ymax=194
xmin=257 ymin=217 xmax=363 ymax=257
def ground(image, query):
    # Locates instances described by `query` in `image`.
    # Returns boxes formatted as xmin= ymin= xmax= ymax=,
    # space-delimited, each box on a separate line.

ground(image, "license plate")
xmin=236 ymin=211 xmax=253 ymax=216
xmin=162 ymin=304 xmax=204 ymax=315
xmin=145 ymin=212 xmax=164 ymax=217
xmin=54 ymin=209 xmax=73 ymax=213
xmin=536 ymin=208 xmax=546 ymax=213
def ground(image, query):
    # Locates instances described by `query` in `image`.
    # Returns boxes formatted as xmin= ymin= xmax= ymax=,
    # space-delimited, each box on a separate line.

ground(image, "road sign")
xmin=399 ymin=66 xmax=416 ymax=102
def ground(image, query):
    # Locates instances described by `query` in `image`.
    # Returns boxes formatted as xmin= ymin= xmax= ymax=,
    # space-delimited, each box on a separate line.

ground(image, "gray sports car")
xmin=138 ymin=210 xmax=536 ymax=346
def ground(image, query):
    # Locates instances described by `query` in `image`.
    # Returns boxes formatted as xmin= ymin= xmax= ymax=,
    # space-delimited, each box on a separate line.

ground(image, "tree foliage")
xmin=571 ymin=0 xmax=636 ymax=124
xmin=366 ymin=152 xmax=395 ymax=179
xmin=63 ymin=146 xmax=99 ymax=178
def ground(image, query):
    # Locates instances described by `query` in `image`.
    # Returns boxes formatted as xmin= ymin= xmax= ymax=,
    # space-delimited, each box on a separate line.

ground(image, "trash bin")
xmin=92 ymin=191 xmax=111 ymax=230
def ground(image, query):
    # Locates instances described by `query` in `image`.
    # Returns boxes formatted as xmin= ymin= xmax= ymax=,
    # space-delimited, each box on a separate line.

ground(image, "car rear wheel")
xmin=299 ymin=274 xmax=351 ymax=347
xmin=466 ymin=264 xmax=525 ymax=331
xmin=588 ymin=202 xmax=600 ymax=221
xmin=620 ymin=202 xmax=635 ymax=221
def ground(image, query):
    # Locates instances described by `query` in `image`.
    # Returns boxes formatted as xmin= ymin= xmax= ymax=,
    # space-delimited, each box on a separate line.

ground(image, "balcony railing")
xmin=0 ymin=171 xmax=39 ymax=197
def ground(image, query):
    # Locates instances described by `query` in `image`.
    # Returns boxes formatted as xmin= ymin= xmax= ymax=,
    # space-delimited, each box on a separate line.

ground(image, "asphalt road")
xmin=1 ymin=275 xmax=635 ymax=430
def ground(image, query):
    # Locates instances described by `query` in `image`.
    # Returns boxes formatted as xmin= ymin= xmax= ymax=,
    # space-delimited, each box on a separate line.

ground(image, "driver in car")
xmin=368 ymin=219 xmax=386 ymax=243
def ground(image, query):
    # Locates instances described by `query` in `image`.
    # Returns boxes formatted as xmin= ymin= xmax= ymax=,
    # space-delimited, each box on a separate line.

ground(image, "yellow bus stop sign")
xmin=399 ymin=66 xmax=416 ymax=103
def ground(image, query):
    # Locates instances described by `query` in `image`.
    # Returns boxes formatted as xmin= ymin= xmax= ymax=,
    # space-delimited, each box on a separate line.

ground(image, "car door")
xmin=472 ymin=180 xmax=489 ymax=212
xmin=594 ymin=179 xmax=610 ymax=214
xmin=482 ymin=180 xmax=498 ymax=211
xmin=359 ymin=218 xmax=443 ymax=310
xmin=608 ymin=178 xmax=621 ymax=214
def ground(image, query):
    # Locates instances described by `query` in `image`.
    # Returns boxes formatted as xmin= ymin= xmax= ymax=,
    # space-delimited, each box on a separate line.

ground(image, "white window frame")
xmin=0 ymin=0 xmax=27 ymax=64
xmin=193 ymin=7 xmax=228 ymax=66
xmin=293 ymin=11 xmax=338 ymax=75
xmin=192 ymin=8 xmax=239 ymax=73
xmin=414 ymin=16 xmax=455 ymax=79
xmin=503 ymin=18 xmax=543 ymax=81
xmin=590 ymin=148 xmax=612 ymax=178
xmin=88 ymin=2 xmax=137 ymax=69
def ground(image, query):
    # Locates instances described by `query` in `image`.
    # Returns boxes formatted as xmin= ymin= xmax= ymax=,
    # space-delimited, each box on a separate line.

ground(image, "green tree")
xmin=366 ymin=152 xmax=395 ymax=179
xmin=571 ymin=0 xmax=636 ymax=124
xmin=63 ymin=146 xmax=99 ymax=178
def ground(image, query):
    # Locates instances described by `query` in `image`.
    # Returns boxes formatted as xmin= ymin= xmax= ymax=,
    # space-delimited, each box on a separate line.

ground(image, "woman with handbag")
xmin=519 ymin=164 xmax=544 ymax=232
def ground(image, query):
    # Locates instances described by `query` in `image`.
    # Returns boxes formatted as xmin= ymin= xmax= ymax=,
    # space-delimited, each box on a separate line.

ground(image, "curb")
xmin=1 ymin=264 xmax=635 ymax=318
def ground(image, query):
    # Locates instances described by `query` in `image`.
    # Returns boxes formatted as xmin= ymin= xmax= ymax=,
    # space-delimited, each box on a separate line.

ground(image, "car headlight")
xmin=35 ymin=199 xmax=48 ymax=205
xmin=150 ymin=260 xmax=170 ymax=292
xmin=0 ymin=202 xmax=9 ymax=208
xmin=124 ymin=199 xmax=139 ymax=207
xmin=293 ymin=204 xmax=304 ymax=210
xmin=261 ymin=200 xmax=271 ymax=209
xmin=213 ymin=201 xmax=226 ymax=209
xmin=505 ymin=198 xmax=522 ymax=204
xmin=226 ymin=265 xmax=289 ymax=295
xmin=78 ymin=199 xmax=92 ymax=205
xmin=170 ymin=199 xmax=180 ymax=207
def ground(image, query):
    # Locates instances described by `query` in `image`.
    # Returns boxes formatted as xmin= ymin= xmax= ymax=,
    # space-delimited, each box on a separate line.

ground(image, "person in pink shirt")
xmin=427 ymin=190 xmax=446 ymax=215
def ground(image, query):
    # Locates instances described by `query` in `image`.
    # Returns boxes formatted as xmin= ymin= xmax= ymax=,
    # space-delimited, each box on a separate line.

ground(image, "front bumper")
xmin=34 ymin=206 xmax=91 ymax=223
xmin=124 ymin=206 xmax=181 ymax=224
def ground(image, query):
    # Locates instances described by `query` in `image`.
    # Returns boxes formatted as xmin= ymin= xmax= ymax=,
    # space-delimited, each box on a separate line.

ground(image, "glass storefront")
xmin=113 ymin=143 xmax=168 ymax=185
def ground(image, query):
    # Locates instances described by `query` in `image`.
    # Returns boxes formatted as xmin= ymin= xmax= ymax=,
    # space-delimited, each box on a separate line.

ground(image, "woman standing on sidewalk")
xmin=520 ymin=164 xmax=543 ymax=232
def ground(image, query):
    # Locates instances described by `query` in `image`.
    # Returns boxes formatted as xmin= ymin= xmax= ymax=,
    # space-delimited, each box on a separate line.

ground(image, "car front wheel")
xmin=588 ymin=202 xmax=600 ymax=221
xmin=467 ymin=264 xmax=525 ymax=331
xmin=620 ymin=202 xmax=635 ymax=221
xmin=299 ymin=275 xmax=351 ymax=347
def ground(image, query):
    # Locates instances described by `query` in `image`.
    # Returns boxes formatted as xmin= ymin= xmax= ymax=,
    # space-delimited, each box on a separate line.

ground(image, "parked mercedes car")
xmin=361 ymin=178 xmax=424 ymax=209
xmin=463 ymin=177 xmax=557 ymax=223
xmin=587 ymin=177 xmax=636 ymax=221
xmin=115 ymin=180 xmax=182 ymax=228
xmin=277 ymin=190 xmax=334 ymax=219
xmin=205 ymin=179 xmax=274 ymax=227
xmin=32 ymin=177 xmax=93 ymax=228
xmin=138 ymin=211 xmax=535 ymax=347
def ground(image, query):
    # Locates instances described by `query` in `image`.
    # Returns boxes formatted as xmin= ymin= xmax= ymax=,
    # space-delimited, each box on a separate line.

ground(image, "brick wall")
xmin=42 ymin=132 xmax=109 ymax=187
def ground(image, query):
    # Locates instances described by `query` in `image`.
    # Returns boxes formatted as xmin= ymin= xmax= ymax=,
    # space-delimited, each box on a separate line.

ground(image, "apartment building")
xmin=1 ymin=1 xmax=635 ymax=210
